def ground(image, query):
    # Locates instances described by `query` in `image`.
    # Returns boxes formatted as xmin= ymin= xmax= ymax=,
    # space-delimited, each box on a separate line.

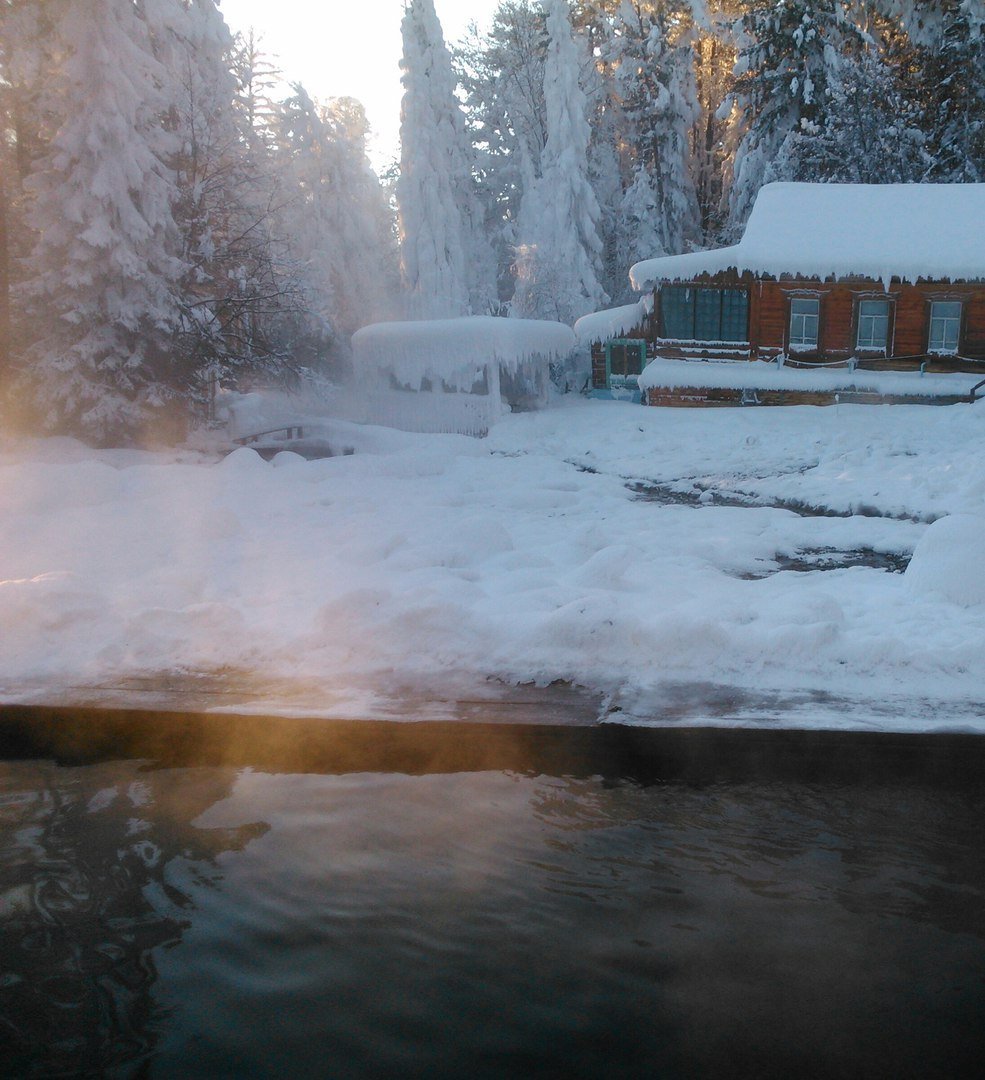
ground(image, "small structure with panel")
xmin=350 ymin=316 xmax=575 ymax=435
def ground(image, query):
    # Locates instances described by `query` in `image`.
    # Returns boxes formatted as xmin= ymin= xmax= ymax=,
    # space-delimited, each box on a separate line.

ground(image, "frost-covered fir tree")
xmin=563 ymin=2 xmax=619 ymax=302
xmin=274 ymin=88 xmax=396 ymax=358
xmin=769 ymin=42 xmax=928 ymax=184
xmin=0 ymin=139 xmax=8 ymax=377
xmin=146 ymin=0 xmax=265 ymax=396
xmin=230 ymin=27 xmax=281 ymax=155
xmin=18 ymin=0 xmax=183 ymax=442
xmin=512 ymin=0 xmax=607 ymax=324
xmin=899 ymin=0 xmax=985 ymax=180
xmin=613 ymin=1 xmax=701 ymax=270
xmin=146 ymin=2 xmax=309 ymax=403
xmin=689 ymin=0 xmax=741 ymax=243
xmin=456 ymin=1 xmax=549 ymax=304
xmin=0 ymin=0 xmax=61 ymax=381
xmin=726 ymin=0 xmax=866 ymax=235
xmin=316 ymin=97 xmax=398 ymax=336
xmin=397 ymin=0 xmax=495 ymax=319
xmin=271 ymin=86 xmax=339 ymax=358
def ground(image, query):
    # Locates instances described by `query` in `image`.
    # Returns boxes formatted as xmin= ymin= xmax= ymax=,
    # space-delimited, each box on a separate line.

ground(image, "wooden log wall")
xmin=747 ymin=279 xmax=985 ymax=367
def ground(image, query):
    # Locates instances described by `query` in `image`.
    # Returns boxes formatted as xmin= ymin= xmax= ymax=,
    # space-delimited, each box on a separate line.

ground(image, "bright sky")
xmin=220 ymin=0 xmax=501 ymax=169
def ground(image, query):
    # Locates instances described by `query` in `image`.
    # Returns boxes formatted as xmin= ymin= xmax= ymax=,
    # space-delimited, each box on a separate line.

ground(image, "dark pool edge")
xmin=3 ymin=702 xmax=985 ymax=787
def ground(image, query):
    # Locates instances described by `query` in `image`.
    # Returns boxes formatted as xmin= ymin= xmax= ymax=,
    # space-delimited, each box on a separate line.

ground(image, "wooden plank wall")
xmin=752 ymin=279 xmax=985 ymax=365
xmin=649 ymin=274 xmax=985 ymax=366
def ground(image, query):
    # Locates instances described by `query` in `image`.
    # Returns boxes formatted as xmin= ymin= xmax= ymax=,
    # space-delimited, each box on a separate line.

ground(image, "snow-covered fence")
xmin=350 ymin=317 xmax=575 ymax=436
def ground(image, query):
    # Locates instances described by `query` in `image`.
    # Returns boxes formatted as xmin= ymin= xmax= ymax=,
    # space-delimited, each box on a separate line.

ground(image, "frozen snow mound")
xmin=631 ymin=182 xmax=985 ymax=290
xmin=905 ymin=514 xmax=985 ymax=607
xmin=348 ymin=317 xmax=576 ymax=436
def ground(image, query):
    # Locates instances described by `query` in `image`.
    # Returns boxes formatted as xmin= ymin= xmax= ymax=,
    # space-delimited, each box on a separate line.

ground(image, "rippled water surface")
xmin=2 ymin=719 xmax=984 ymax=1079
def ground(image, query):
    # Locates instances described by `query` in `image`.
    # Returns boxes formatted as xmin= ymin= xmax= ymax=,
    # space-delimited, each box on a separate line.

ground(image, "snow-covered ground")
xmin=2 ymin=398 xmax=984 ymax=731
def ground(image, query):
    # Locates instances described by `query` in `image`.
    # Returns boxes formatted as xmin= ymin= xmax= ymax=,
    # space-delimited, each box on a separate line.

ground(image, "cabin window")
xmin=720 ymin=289 xmax=749 ymax=341
xmin=694 ymin=289 xmax=721 ymax=339
xmin=661 ymin=287 xmax=692 ymax=339
xmin=928 ymin=301 xmax=962 ymax=353
xmin=789 ymin=297 xmax=819 ymax=349
xmin=856 ymin=299 xmax=890 ymax=350
xmin=659 ymin=286 xmax=748 ymax=342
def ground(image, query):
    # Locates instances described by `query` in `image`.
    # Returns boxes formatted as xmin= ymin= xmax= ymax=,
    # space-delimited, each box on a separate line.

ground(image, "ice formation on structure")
xmin=349 ymin=317 xmax=575 ymax=435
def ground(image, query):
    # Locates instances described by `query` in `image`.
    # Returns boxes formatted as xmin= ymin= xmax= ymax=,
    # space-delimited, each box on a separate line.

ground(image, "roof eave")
xmin=630 ymin=262 xmax=985 ymax=292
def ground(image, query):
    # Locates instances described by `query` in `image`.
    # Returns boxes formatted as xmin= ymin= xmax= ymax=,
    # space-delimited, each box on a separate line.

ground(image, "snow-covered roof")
xmin=630 ymin=183 xmax=985 ymax=291
xmin=573 ymin=297 xmax=651 ymax=345
xmin=352 ymin=316 xmax=575 ymax=390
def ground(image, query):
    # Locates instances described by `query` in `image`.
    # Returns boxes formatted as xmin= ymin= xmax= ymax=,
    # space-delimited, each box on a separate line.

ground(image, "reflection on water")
xmin=0 ymin=762 xmax=265 ymax=1076
xmin=1 ymin=718 xmax=984 ymax=1079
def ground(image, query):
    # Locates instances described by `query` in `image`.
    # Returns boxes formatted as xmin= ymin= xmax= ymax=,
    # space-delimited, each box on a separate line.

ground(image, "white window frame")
xmin=789 ymin=297 xmax=820 ymax=350
xmin=928 ymin=300 xmax=962 ymax=354
xmin=856 ymin=298 xmax=891 ymax=351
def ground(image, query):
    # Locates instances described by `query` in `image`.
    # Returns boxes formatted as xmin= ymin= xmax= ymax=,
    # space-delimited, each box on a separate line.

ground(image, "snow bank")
xmin=352 ymin=316 xmax=575 ymax=391
xmin=637 ymin=358 xmax=981 ymax=398
xmin=905 ymin=514 xmax=985 ymax=607
xmin=574 ymin=298 xmax=650 ymax=345
xmin=631 ymin=182 xmax=985 ymax=290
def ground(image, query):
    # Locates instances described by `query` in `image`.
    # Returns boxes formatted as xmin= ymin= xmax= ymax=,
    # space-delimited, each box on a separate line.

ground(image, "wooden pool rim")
xmin=3 ymin=703 xmax=984 ymax=788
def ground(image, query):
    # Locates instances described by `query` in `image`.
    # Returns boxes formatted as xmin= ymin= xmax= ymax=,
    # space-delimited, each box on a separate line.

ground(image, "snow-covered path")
xmin=2 ymin=399 xmax=984 ymax=730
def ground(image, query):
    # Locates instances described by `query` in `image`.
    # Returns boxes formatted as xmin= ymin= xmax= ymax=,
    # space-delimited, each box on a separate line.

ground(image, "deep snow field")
xmin=2 ymin=398 xmax=984 ymax=731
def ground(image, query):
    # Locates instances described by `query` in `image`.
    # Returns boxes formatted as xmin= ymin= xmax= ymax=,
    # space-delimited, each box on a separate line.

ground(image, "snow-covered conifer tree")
xmin=274 ymin=88 xmax=396 ymax=356
xmin=0 ymin=145 xmax=7 ymax=378
xmin=688 ymin=0 xmax=741 ymax=243
xmin=456 ymin=1 xmax=549 ymax=305
xmin=726 ymin=0 xmax=866 ymax=235
xmin=316 ymin=97 xmax=398 ymax=335
xmin=230 ymin=27 xmax=281 ymax=155
xmin=0 ymin=0 xmax=58 ymax=382
xmin=146 ymin=0 xmax=251 ymax=394
xmin=908 ymin=0 xmax=985 ymax=180
xmin=851 ymin=2 xmax=983 ymax=181
xmin=143 ymin=2 xmax=310 ymax=403
xmin=771 ymin=42 xmax=928 ymax=184
xmin=512 ymin=0 xmax=607 ymax=324
xmin=18 ymin=0 xmax=183 ymax=441
xmin=573 ymin=4 xmax=629 ymax=305
xmin=271 ymin=85 xmax=339 ymax=358
xmin=613 ymin=1 xmax=701 ymax=269
xmin=397 ymin=0 xmax=495 ymax=318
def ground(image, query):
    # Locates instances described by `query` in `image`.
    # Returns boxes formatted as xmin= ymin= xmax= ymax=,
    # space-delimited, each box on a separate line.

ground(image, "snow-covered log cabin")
xmin=578 ymin=183 xmax=985 ymax=395
xmin=351 ymin=317 xmax=575 ymax=436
